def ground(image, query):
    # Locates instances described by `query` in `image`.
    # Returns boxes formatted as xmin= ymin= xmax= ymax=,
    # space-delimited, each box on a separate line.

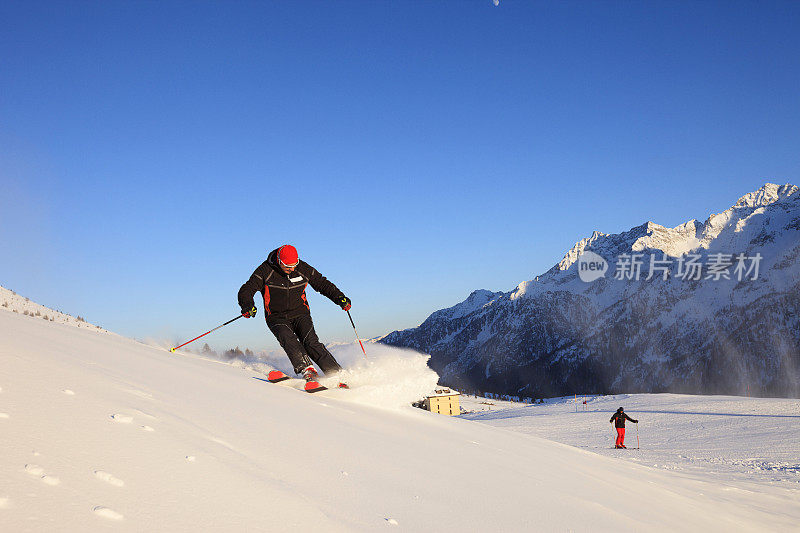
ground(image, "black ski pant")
xmin=266 ymin=314 xmax=342 ymax=375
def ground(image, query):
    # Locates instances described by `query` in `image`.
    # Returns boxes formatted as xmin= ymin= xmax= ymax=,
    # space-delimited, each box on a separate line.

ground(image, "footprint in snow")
xmin=41 ymin=475 xmax=60 ymax=486
xmin=111 ymin=414 xmax=133 ymax=423
xmin=94 ymin=470 xmax=124 ymax=487
xmin=62 ymin=389 xmax=75 ymax=396
xmin=25 ymin=464 xmax=45 ymax=476
xmin=25 ymin=465 xmax=61 ymax=486
xmin=93 ymin=506 xmax=124 ymax=520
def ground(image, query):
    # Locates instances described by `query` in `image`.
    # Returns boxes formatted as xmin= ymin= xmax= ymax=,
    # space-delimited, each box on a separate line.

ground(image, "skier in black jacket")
xmin=238 ymin=245 xmax=351 ymax=382
xmin=610 ymin=407 xmax=638 ymax=449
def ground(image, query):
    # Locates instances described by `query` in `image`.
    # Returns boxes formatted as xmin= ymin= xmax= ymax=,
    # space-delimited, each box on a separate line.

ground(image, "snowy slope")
xmin=2 ymin=304 xmax=800 ymax=531
xmin=462 ymin=393 xmax=800 ymax=487
xmin=1 ymin=286 xmax=109 ymax=333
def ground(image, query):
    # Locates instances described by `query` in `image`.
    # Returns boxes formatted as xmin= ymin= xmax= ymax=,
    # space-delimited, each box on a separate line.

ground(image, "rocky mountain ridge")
xmin=381 ymin=183 xmax=800 ymax=398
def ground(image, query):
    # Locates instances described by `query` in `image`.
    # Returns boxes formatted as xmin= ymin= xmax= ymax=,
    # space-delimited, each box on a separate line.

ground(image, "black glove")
xmin=242 ymin=306 xmax=257 ymax=318
xmin=338 ymin=296 xmax=351 ymax=311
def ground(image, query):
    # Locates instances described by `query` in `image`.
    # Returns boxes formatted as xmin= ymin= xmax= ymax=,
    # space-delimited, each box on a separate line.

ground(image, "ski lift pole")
xmin=170 ymin=314 xmax=243 ymax=353
xmin=346 ymin=310 xmax=368 ymax=360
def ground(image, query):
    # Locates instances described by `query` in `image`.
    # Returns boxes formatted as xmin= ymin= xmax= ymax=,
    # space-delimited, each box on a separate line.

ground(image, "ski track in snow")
xmin=124 ymin=388 xmax=155 ymax=400
xmin=208 ymin=436 xmax=238 ymax=452
xmin=131 ymin=408 xmax=157 ymax=419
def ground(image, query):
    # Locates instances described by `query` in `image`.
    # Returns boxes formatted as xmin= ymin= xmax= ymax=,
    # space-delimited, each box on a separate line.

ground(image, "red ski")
xmin=266 ymin=370 xmax=328 ymax=393
xmin=304 ymin=380 xmax=327 ymax=393
xmin=267 ymin=370 xmax=291 ymax=383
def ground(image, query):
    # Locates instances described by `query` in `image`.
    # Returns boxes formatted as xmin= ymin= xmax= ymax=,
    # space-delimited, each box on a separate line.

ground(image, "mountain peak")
xmin=554 ymin=183 xmax=798 ymax=272
xmin=555 ymin=230 xmax=607 ymax=271
xmin=733 ymin=183 xmax=798 ymax=209
xmin=426 ymin=288 xmax=504 ymax=323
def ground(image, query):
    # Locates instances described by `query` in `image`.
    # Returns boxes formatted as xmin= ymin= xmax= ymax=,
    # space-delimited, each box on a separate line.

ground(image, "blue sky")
xmin=1 ymin=1 xmax=798 ymax=352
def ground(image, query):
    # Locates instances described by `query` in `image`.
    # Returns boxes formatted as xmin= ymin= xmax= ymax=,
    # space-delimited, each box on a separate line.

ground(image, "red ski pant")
xmin=615 ymin=427 xmax=626 ymax=447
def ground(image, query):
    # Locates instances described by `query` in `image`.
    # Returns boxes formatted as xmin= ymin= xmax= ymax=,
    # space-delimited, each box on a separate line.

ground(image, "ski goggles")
xmin=279 ymin=257 xmax=299 ymax=268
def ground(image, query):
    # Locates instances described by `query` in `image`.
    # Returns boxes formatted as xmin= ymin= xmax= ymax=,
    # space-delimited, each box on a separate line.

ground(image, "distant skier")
xmin=610 ymin=407 xmax=638 ymax=449
xmin=238 ymin=245 xmax=351 ymax=384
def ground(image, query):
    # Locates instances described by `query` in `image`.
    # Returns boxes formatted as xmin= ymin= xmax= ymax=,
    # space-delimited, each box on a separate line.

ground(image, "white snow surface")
xmin=2 ymin=308 xmax=800 ymax=531
xmin=462 ymin=394 xmax=800 ymax=487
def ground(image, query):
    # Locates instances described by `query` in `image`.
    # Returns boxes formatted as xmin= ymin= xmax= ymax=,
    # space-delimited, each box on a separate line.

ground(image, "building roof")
xmin=428 ymin=388 xmax=460 ymax=398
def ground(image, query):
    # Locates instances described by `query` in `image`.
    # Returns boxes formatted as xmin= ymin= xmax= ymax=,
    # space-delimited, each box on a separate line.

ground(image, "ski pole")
xmin=346 ymin=310 xmax=368 ymax=360
xmin=170 ymin=314 xmax=243 ymax=352
xmin=636 ymin=423 xmax=640 ymax=449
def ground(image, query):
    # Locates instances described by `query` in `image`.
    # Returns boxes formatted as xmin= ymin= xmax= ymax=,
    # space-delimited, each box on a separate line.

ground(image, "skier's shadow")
xmin=253 ymin=376 xmax=301 ymax=384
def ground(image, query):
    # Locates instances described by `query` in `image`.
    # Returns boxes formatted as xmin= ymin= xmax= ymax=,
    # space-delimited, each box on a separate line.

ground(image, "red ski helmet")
xmin=277 ymin=245 xmax=299 ymax=268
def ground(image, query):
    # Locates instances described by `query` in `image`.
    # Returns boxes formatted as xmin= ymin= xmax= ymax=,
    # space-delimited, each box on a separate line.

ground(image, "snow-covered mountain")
xmin=382 ymin=183 xmax=800 ymax=399
xmin=2 ymin=290 xmax=800 ymax=531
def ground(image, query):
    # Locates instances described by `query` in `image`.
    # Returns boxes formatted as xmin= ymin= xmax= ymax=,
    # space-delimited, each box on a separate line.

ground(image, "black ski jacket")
xmin=610 ymin=411 xmax=637 ymax=428
xmin=238 ymin=248 xmax=346 ymax=322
